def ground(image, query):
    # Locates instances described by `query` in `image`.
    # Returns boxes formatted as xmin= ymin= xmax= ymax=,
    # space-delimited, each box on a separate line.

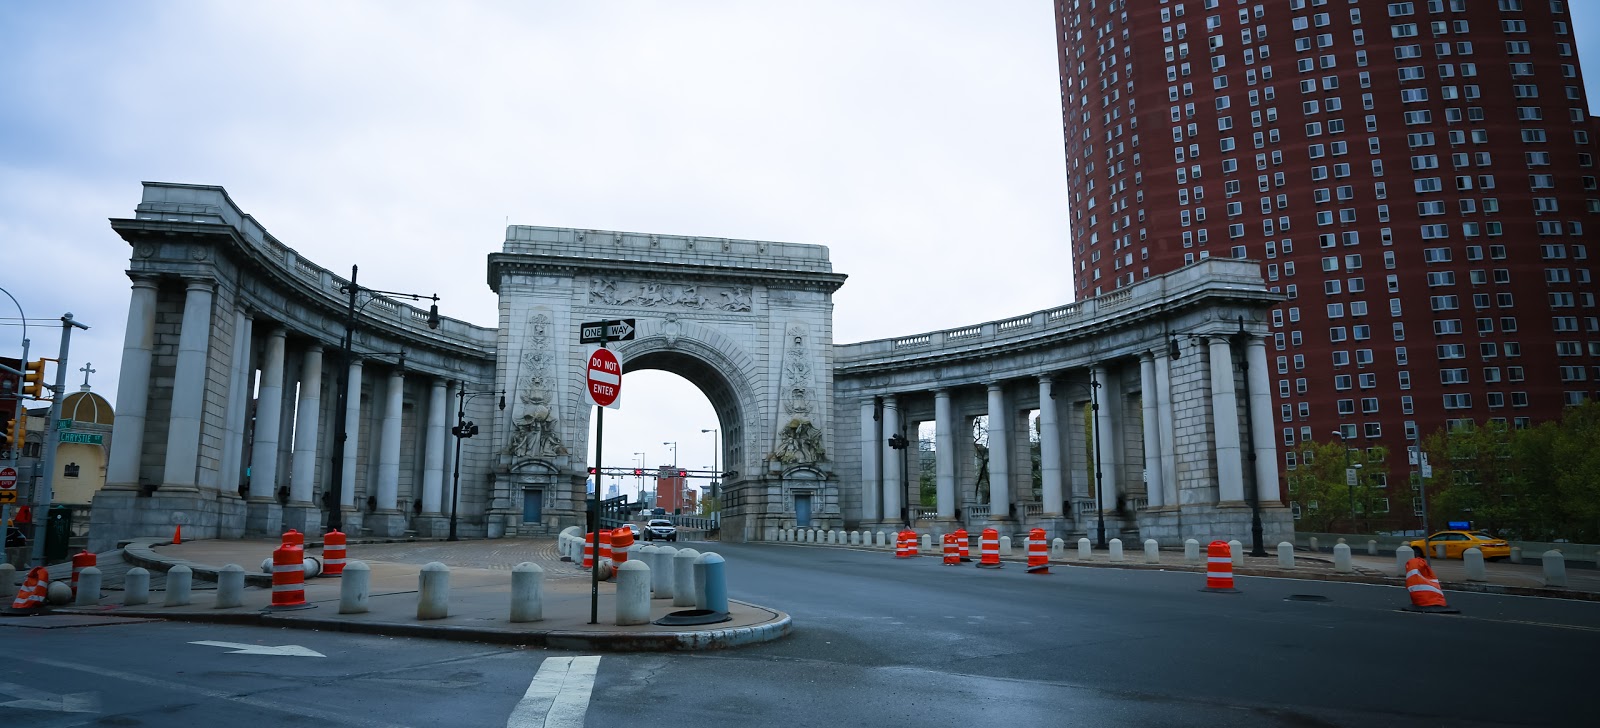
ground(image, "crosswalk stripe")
xmin=506 ymin=655 xmax=600 ymax=728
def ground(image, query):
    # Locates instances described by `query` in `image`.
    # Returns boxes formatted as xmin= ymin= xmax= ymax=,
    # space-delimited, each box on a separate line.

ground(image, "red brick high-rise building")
xmin=1055 ymin=0 xmax=1599 ymax=528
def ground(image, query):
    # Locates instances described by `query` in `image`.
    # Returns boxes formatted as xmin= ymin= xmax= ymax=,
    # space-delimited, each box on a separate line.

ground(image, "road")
xmin=3 ymin=539 xmax=1595 ymax=727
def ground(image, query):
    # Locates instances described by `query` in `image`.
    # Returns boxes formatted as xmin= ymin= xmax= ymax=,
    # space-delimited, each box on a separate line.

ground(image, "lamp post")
xmin=1089 ymin=373 xmax=1106 ymax=549
xmin=888 ymin=432 xmax=911 ymax=527
xmin=449 ymin=387 xmax=505 ymax=541
xmin=1230 ymin=319 xmax=1269 ymax=557
xmin=662 ymin=441 xmax=677 ymax=467
xmin=326 ymin=264 xmax=439 ymax=533
xmin=701 ymin=428 xmax=718 ymax=502
xmin=633 ymin=452 xmax=645 ymax=504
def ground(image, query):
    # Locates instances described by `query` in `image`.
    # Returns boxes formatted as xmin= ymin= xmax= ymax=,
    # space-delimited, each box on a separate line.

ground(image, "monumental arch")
xmin=486 ymin=227 xmax=847 ymax=543
xmin=89 ymin=182 xmax=1291 ymax=550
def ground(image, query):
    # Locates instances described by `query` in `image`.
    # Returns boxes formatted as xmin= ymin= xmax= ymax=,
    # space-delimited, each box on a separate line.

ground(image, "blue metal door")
xmin=795 ymin=494 xmax=811 ymax=527
xmin=522 ymin=490 xmax=542 ymax=523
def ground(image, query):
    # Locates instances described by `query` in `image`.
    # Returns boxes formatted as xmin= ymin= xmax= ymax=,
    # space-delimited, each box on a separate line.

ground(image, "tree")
xmin=1287 ymin=440 xmax=1387 ymax=533
xmin=918 ymin=433 xmax=936 ymax=507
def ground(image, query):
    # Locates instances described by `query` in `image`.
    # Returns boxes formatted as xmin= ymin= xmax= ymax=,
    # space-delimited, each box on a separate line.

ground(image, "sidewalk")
xmin=31 ymin=538 xmax=791 ymax=651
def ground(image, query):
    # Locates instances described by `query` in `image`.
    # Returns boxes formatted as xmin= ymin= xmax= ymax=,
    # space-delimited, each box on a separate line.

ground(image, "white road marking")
xmin=20 ymin=657 xmax=410 ymax=728
xmin=188 ymin=640 xmax=326 ymax=657
xmin=506 ymin=656 xmax=600 ymax=728
xmin=0 ymin=680 xmax=100 ymax=713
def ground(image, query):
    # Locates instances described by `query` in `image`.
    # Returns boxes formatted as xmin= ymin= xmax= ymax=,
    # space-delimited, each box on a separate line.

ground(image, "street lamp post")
xmin=633 ymin=452 xmax=645 ymax=505
xmin=326 ymin=264 xmax=439 ymax=533
xmin=1089 ymin=374 xmax=1106 ymax=549
xmin=662 ymin=441 xmax=676 ymax=467
xmin=449 ymin=387 xmax=505 ymax=541
xmin=701 ymin=428 xmax=718 ymax=504
xmin=888 ymin=432 xmax=910 ymax=527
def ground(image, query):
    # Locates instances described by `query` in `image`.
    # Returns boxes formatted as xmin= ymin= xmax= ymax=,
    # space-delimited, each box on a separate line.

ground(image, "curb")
xmin=56 ymin=598 xmax=792 ymax=652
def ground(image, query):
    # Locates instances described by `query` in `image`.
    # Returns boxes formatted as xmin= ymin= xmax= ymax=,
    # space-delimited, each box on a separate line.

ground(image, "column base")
xmin=413 ymin=516 xmax=451 ymax=538
xmin=86 ymin=488 xmax=248 ymax=552
xmin=325 ymin=505 xmax=361 ymax=535
xmin=1028 ymin=515 xmax=1072 ymax=541
xmin=245 ymin=500 xmax=283 ymax=537
xmin=367 ymin=510 xmax=410 ymax=538
xmin=282 ymin=504 xmax=323 ymax=536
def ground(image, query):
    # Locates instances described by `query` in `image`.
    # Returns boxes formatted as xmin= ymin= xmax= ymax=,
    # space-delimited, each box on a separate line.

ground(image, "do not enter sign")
xmin=0 ymin=466 xmax=16 ymax=504
xmin=586 ymin=348 xmax=622 ymax=408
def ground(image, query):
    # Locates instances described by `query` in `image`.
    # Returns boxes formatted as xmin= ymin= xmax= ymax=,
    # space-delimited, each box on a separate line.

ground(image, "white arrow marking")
xmin=506 ymin=655 xmax=599 ymax=728
xmin=0 ymin=680 xmax=101 ymax=713
xmin=189 ymin=640 xmax=326 ymax=657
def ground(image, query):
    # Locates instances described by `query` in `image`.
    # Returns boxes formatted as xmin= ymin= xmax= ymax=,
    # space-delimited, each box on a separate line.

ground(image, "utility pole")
xmin=30 ymin=313 xmax=88 ymax=566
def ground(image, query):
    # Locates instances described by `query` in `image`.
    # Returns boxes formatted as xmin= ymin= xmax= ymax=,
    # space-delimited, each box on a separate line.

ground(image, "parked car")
xmin=1406 ymin=531 xmax=1511 ymax=560
xmin=643 ymin=519 xmax=677 ymax=542
xmin=619 ymin=523 xmax=643 ymax=540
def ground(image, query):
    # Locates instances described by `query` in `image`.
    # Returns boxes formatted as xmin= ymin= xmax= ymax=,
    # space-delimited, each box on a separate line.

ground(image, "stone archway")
xmin=486 ymin=226 xmax=848 ymax=542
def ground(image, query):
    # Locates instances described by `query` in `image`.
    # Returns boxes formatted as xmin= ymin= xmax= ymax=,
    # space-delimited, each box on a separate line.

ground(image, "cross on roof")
xmin=80 ymin=362 xmax=95 ymax=389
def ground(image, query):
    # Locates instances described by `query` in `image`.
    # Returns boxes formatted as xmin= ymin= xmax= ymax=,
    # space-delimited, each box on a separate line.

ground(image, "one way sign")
xmin=579 ymin=319 xmax=636 ymax=343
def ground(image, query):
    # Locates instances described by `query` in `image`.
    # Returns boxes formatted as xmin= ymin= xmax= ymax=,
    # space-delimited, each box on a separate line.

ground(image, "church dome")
xmin=61 ymin=388 xmax=114 ymax=427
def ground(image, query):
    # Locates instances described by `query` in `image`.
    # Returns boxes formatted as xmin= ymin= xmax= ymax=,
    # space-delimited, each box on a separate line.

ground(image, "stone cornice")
xmin=486 ymin=253 xmax=849 ymax=294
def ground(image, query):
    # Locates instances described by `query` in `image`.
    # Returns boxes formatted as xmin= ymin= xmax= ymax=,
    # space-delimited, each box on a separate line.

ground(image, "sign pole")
xmin=30 ymin=313 xmax=88 ymax=567
xmin=589 ymin=323 xmax=607 ymax=625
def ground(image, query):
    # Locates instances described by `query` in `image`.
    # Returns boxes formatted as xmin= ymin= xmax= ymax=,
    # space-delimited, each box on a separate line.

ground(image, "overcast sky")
xmin=4 ymin=2 xmax=1600 ymax=501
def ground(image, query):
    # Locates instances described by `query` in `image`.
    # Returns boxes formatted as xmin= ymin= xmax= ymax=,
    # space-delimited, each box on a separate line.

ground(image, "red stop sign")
xmin=586 ymin=348 xmax=622 ymax=407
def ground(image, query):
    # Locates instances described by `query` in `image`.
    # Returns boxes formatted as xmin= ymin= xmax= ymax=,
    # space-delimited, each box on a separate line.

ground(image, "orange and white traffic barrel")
xmin=1026 ymin=528 xmax=1049 ymax=574
xmin=955 ymin=528 xmax=971 ymax=562
xmin=1402 ymin=557 xmax=1458 ymax=613
xmin=282 ymin=529 xmax=304 ymax=547
xmin=583 ymin=532 xmax=596 ymax=569
xmin=599 ymin=529 xmax=613 ymax=562
xmin=1202 ymin=540 xmax=1240 ymax=593
xmin=8 ymin=567 xmax=49 ymax=613
xmin=904 ymin=530 xmax=919 ymax=557
xmin=977 ymin=528 xmax=1002 ymax=569
xmin=322 ymin=530 xmax=347 ymax=577
xmin=267 ymin=543 xmax=309 ymax=610
xmin=71 ymin=550 xmax=96 ymax=598
xmin=612 ymin=527 xmax=634 ymax=565
xmin=895 ymin=531 xmax=911 ymax=559
xmin=943 ymin=534 xmax=960 ymax=565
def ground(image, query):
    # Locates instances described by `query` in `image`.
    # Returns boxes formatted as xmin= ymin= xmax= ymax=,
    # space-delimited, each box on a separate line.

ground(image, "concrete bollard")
xmin=828 ymin=530 xmax=838 ymax=544
xmin=613 ymin=560 xmax=650 ymax=626
xmin=417 ymin=562 xmax=450 ymax=620
xmin=1336 ymin=537 xmax=1346 ymax=545
xmin=1367 ymin=539 xmax=1378 ymax=556
xmin=124 ymin=567 xmax=150 ymax=605
xmin=1510 ymin=546 xmax=1522 ymax=564
xmin=510 ymin=562 xmax=544 ymax=622
xmin=997 ymin=535 xmax=1011 ymax=556
xmin=1229 ymin=540 xmax=1245 ymax=567
xmin=639 ymin=544 xmax=660 ymax=586
xmin=1051 ymin=538 xmax=1065 ymax=557
xmin=694 ymin=552 xmax=728 ymax=614
xmin=1543 ymin=550 xmax=1567 ymax=588
xmin=920 ymin=534 xmax=932 ymax=553
xmin=1309 ymin=536 xmax=1319 ymax=553
xmin=1078 ymin=537 xmax=1092 ymax=560
xmin=1334 ymin=543 xmax=1352 ymax=573
xmin=73 ymin=566 xmax=102 ymax=607
xmin=1395 ymin=544 xmax=1414 ymax=571
xmin=1463 ymin=548 xmax=1487 ymax=582
xmin=215 ymin=564 xmax=245 ymax=608
xmin=0 ymin=563 xmax=14 ymax=600
xmin=653 ymin=545 xmax=677 ymax=600
xmin=1185 ymin=539 xmax=1200 ymax=564
xmin=1435 ymin=543 xmax=1448 ymax=560
xmin=340 ymin=561 xmax=370 ymax=614
xmin=850 ymin=531 xmax=860 ymax=545
xmin=47 ymin=581 xmax=72 ymax=605
xmin=1277 ymin=541 xmax=1295 ymax=568
xmin=165 ymin=565 xmax=193 ymax=607
xmin=1108 ymin=538 xmax=1124 ymax=562
xmin=1144 ymin=539 xmax=1160 ymax=564
xmin=672 ymin=548 xmax=701 ymax=607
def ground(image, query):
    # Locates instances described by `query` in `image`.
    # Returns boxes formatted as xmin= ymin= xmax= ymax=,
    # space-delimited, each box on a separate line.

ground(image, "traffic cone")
xmin=173 ymin=525 xmax=182 ymax=545
xmin=6 ymin=567 xmax=50 ymax=614
xmin=1401 ymin=557 xmax=1459 ymax=613
xmin=1202 ymin=540 xmax=1240 ymax=593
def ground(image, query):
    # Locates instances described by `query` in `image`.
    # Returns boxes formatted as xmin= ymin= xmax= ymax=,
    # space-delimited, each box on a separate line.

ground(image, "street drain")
xmin=1285 ymin=594 xmax=1330 ymax=602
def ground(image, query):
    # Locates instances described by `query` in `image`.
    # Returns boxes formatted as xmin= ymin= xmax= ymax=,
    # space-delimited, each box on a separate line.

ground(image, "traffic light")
xmin=678 ymin=470 xmax=688 ymax=478
xmin=21 ymin=360 xmax=46 ymax=399
xmin=5 ymin=413 xmax=24 ymax=455
xmin=632 ymin=468 xmax=643 ymax=476
xmin=586 ymin=467 xmax=597 ymax=475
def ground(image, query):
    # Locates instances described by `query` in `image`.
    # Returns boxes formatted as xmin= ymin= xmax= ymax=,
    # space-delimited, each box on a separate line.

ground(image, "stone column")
xmin=933 ymin=389 xmax=957 ymax=521
xmin=161 ymin=279 xmax=215 ymax=490
xmin=339 ymin=359 xmax=364 ymax=513
xmin=1139 ymin=354 xmax=1165 ymax=509
xmin=986 ymin=383 xmax=1011 ymax=521
xmin=219 ymin=310 xmax=254 ymax=498
xmin=285 ymin=344 xmax=324 ymax=534
xmin=1209 ymin=338 xmax=1246 ymax=503
xmin=858 ymin=398 xmax=880 ymax=524
xmin=1092 ymin=366 xmax=1121 ymax=516
xmin=372 ymin=367 xmax=406 ymax=536
xmin=419 ymin=378 xmax=448 ymax=535
xmin=246 ymin=328 xmax=287 ymax=535
xmin=1245 ymin=337 xmax=1281 ymax=505
xmin=105 ymin=277 xmax=159 ymax=489
xmin=1036 ymin=377 xmax=1063 ymax=516
xmin=1154 ymin=350 xmax=1180 ymax=508
xmin=881 ymin=396 xmax=902 ymax=526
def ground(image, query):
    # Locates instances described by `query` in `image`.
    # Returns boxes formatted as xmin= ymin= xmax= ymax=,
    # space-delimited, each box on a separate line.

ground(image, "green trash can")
xmin=44 ymin=505 xmax=72 ymax=563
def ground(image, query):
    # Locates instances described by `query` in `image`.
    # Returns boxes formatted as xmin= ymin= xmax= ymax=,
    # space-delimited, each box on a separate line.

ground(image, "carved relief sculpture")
xmin=505 ymin=313 xmax=569 ymax=460
xmin=588 ymin=277 xmax=751 ymax=312
xmin=772 ymin=324 xmax=824 ymax=463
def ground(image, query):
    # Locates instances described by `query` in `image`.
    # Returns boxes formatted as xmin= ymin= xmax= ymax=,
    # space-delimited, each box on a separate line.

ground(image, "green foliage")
xmin=1423 ymin=402 xmax=1600 ymax=541
xmin=1287 ymin=440 xmax=1389 ymax=532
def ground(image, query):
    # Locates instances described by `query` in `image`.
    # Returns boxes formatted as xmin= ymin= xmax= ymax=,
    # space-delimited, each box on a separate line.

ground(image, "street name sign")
xmin=60 ymin=432 xmax=103 ymax=445
xmin=579 ymin=319 xmax=635 ymax=344
xmin=586 ymin=348 xmax=622 ymax=409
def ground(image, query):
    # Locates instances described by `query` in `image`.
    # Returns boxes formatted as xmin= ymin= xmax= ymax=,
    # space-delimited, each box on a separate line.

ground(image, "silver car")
xmin=644 ymin=518 xmax=677 ymax=542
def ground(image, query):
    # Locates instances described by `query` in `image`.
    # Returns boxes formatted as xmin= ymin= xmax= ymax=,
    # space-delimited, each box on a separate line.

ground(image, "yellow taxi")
xmin=1407 ymin=531 xmax=1511 ymax=560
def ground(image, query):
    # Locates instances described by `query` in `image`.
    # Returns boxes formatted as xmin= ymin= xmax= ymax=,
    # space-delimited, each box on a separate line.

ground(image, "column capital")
xmin=882 ymin=393 xmax=899 ymax=407
xmin=1139 ymin=350 xmax=1155 ymax=362
xmin=1036 ymin=373 xmax=1055 ymax=385
xmin=182 ymin=277 xmax=218 ymax=292
xmin=931 ymin=386 xmax=952 ymax=397
xmin=985 ymin=381 xmax=1003 ymax=392
xmin=128 ymin=273 xmax=161 ymax=288
xmin=304 ymin=342 xmax=325 ymax=354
